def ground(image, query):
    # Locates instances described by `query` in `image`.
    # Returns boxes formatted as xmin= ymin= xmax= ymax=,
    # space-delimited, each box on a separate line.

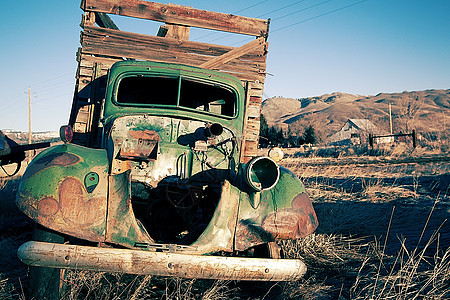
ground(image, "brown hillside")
xmin=262 ymin=89 xmax=450 ymax=142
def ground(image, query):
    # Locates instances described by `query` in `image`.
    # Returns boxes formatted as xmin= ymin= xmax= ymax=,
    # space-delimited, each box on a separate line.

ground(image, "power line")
xmin=256 ymin=0 xmax=309 ymax=18
xmin=234 ymin=0 xmax=272 ymax=14
xmin=228 ymin=0 xmax=370 ymax=46
xmin=0 ymin=90 xmax=26 ymax=107
xmin=271 ymin=0 xmax=333 ymax=21
xmin=0 ymin=73 xmax=74 ymax=110
xmin=204 ymin=0 xmax=334 ymax=44
xmin=195 ymin=0 xmax=272 ymax=41
xmin=29 ymin=71 xmax=74 ymax=88
xmin=31 ymin=79 xmax=74 ymax=94
xmin=272 ymin=0 xmax=370 ymax=33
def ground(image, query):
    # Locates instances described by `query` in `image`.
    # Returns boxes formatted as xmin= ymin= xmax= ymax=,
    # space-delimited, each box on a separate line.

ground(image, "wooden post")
xmin=28 ymin=87 xmax=32 ymax=144
xmin=389 ymin=103 xmax=393 ymax=135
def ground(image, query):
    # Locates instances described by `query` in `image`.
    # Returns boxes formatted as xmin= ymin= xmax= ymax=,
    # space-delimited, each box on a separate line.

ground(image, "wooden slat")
xmin=82 ymin=26 xmax=267 ymax=62
xmin=244 ymin=140 xmax=258 ymax=156
xmin=83 ymin=0 xmax=269 ymax=37
xmin=248 ymin=82 xmax=264 ymax=97
xmin=80 ymin=29 xmax=267 ymax=82
xmin=199 ymin=38 xmax=267 ymax=70
xmin=95 ymin=12 xmax=119 ymax=29
xmin=80 ymin=49 xmax=265 ymax=83
xmin=165 ymin=24 xmax=190 ymax=40
xmin=221 ymin=71 xmax=265 ymax=84
xmin=79 ymin=54 xmax=119 ymax=69
xmin=247 ymin=104 xmax=261 ymax=119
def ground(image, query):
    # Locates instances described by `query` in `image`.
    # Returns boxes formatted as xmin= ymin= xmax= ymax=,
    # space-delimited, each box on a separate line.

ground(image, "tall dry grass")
xmin=59 ymin=272 xmax=235 ymax=300
xmin=1 ymin=148 xmax=448 ymax=299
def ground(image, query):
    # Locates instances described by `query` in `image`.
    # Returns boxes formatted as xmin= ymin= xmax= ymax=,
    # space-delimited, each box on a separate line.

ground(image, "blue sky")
xmin=1 ymin=0 xmax=449 ymax=132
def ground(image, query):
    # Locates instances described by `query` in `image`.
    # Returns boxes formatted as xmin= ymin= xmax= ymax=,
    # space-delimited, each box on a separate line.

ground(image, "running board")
xmin=18 ymin=241 xmax=306 ymax=281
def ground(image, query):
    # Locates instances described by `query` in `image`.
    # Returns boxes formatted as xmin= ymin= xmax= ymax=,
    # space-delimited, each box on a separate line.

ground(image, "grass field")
xmin=1 ymin=146 xmax=449 ymax=299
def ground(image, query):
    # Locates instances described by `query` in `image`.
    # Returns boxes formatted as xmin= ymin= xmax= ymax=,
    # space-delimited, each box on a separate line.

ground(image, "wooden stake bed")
xmin=71 ymin=0 xmax=270 ymax=162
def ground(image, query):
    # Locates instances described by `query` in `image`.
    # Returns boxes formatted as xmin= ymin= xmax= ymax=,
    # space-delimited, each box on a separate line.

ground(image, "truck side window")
xmin=117 ymin=76 xmax=178 ymax=105
xmin=179 ymin=79 xmax=235 ymax=117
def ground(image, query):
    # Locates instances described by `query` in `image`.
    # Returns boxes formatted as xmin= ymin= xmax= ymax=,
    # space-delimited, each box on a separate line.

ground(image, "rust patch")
xmin=262 ymin=211 xmax=301 ymax=239
xmin=292 ymin=193 xmax=314 ymax=213
xmin=262 ymin=193 xmax=319 ymax=240
xmin=129 ymin=130 xmax=162 ymax=141
xmin=119 ymin=130 xmax=161 ymax=161
xmin=37 ymin=197 xmax=59 ymax=217
xmin=23 ymin=153 xmax=80 ymax=179
xmin=59 ymin=177 xmax=105 ymax=227
xmin=234 ymin=220 xmax=270 ymax=251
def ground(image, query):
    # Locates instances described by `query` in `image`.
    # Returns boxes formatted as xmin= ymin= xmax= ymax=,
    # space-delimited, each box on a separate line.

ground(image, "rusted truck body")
xmin=16 ymin=0 xmax=318 ymax=287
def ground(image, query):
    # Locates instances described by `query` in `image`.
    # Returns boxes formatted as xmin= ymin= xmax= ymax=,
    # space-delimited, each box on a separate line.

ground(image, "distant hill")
xmin=262 ymin=89 xmax=450 ymax=142
xmin=1 ymin=130 xmax=59 ymax=145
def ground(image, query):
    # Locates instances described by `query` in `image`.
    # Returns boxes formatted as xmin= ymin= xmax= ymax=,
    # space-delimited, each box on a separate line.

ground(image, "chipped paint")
xmin=16 ymin=144 xmax=109 ymax=241
xmin=234 ymin=167 xmax=319 ymax=251
xmin=16 ymin=59 xmax=319 ymax=281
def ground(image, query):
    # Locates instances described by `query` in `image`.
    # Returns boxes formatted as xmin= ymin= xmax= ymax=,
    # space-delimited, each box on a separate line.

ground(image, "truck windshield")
xmin=116 ymin=76 xmax=236 ymax=117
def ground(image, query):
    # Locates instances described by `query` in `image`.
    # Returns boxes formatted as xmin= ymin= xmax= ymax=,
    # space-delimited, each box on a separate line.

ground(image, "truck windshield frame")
xmin=114 ymin=74 xmax=237 ymax=118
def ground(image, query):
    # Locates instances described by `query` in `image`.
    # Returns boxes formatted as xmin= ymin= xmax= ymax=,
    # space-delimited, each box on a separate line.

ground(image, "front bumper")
xmin=18 ymin=241 xmax=306 ymax=281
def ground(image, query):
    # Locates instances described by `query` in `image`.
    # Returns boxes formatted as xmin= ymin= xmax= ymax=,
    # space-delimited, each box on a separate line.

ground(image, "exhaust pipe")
xmin=18 ymin=241 xmax=306 ymax=281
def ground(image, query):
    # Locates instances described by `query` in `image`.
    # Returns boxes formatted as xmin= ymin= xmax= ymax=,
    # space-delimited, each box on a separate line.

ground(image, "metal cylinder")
xmin=245 ymin=156 xmax=280 ymax=192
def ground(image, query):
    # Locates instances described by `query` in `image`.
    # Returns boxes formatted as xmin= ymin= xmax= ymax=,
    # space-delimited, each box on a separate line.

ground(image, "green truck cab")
xmin=16 ymin=1 xmax=318 ymax=293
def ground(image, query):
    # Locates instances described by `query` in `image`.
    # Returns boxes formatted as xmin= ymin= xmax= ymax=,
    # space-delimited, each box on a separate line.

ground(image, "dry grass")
xmin=0 ymin=152 xmax=449 ymax=299
xmin=277 ymin=229 xmax=449 ymax=299
xmin=59 ymin=272 xmax=235 ymax=300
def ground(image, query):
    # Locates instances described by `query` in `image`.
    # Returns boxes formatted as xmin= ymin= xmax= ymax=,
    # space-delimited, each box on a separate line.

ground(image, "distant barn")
xmin=328 ymin=119 xmax=392 ymax=146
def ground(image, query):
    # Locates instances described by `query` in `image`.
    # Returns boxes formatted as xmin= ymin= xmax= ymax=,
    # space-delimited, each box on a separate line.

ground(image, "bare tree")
xmin=397 ymin=93 xmax=425 ymax=132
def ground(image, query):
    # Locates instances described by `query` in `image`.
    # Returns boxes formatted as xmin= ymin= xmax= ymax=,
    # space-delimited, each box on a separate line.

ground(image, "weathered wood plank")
xmin=79 ymin=54 xmax=119 ymax=69
xmin=247 ymin=104 xmax=261 ymax=119
xmin=249 ymin=96 xmax=263 ymax=105
xmin=165 ymin=24 xmax=190 ymax=40
xmin=80 ymin=35 xmax=266 ymax=82
xmin=83 ymin=0 xmax=269 ymax=37
xmin=95 ymin=12 xmax=119 ymax=29
xmin=81 ymin=26 xmax=267 ymax=62
xmin=244 ymin=140 xmax=258 ymax=155
xmin=199 ymin=37 xmax=267 ymax=70
xmin=248 ymin=82 xmax=264 ymax=97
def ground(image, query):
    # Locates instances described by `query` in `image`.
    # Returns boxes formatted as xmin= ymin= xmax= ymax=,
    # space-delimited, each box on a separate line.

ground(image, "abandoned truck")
xmin=16 ymin=0 xmax=318 ymax=292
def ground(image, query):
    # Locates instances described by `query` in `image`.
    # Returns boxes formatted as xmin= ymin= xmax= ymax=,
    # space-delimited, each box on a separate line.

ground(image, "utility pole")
xmin=28 ymin=87 xmax=32 ymax=144
xmin=389 ymin=103 xmax=393 ymax=134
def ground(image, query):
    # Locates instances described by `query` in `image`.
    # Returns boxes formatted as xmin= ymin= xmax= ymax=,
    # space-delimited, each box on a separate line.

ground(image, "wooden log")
xmin=18 ymin=241 xmax=307 ymax=281
xmin=83 ymin=0 xmax=269 ymax=37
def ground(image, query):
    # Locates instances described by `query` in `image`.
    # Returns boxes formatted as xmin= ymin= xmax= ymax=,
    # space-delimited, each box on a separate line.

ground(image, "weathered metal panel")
xmin=190 ymin=181 xmax=240 ymax=254
xmin=234 ymin=167 xmax=319 ymax=251
xmin=107 ymin=115 xmax=238 ymax=186
xmin=105 ymin=171 xmax=153 ymax=247
xmin=16 ymin=144 xmax=109 ymax=242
